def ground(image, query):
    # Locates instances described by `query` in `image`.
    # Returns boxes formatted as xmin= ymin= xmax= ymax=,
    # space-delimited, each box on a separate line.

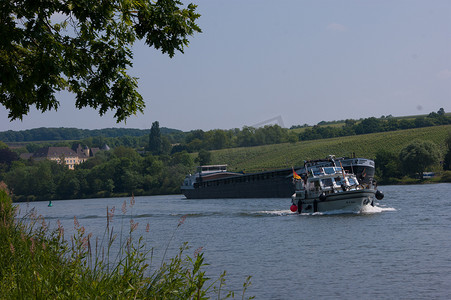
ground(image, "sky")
xmin=1 ymin=0 xmax=451 ymax=132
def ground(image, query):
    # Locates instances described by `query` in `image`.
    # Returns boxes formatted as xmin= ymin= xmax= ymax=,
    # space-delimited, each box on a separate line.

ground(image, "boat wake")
xmin=165 ymin=204 xmax=396 ymax=219
xmin=252 ymin=203 xmax=396 ymax=217
xmin=255 ymin=210 xmax=293 ymax=216
xmin=361 ymin=204 xmax=396 ymax=214
xmin=295 ymin=204 xmax=397 ymax=216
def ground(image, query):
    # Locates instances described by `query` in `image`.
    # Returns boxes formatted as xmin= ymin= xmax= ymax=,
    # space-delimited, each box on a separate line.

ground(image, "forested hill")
xmin=2 ymin=109 xmax=450 ymax=146
xmin=0 ymin=127 xmax=182 ymax=142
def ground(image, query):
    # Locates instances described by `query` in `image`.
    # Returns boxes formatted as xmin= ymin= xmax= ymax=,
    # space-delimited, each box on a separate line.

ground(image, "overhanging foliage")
xmin=0 ymin=0 xmax=201 ymax=122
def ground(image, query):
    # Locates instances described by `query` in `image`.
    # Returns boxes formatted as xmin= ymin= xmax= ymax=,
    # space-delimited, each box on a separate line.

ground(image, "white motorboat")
xmin=290 ymin=158 xmax=384 ymax=214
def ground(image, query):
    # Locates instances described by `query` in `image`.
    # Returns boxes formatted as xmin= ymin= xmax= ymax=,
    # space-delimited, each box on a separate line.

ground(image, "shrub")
xmin=440 ymin=171 xmax=451 ymax=182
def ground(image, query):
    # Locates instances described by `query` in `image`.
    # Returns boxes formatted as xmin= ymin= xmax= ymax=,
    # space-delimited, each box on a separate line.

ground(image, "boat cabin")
xmin=182 ymin=165 xmax=231 ymax=189
xmin=295 ymin=167 xmax=360 ymax=199
xmin=197 ymin=165 xmax=227 ymax=174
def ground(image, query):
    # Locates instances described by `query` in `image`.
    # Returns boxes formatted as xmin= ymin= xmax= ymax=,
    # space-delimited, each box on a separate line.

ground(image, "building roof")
xmin=75 ymin=144 xmax=90 ymax=158
xmin=33 ymin=147 xmax=78 ymax=159
xmin=91 ymin=147 xmax=101 ymax=156
xmin=20 ymin=153 xmax=33 ymax=160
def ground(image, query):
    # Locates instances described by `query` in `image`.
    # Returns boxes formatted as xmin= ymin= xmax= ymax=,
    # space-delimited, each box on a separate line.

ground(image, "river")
xmin=17 ymin=183 xmax=451 ymax=299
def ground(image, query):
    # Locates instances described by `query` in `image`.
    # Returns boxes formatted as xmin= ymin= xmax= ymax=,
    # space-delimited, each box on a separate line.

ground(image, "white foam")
xmin=257 ymin=210 xmax=292 ymax=216
xmin=294 ymin=204 xmax=397 ymax=216
xmin=361 ymin=205 xmax=397 ymax=214
xmin=256 ymin=205 xmax=396 ymax=216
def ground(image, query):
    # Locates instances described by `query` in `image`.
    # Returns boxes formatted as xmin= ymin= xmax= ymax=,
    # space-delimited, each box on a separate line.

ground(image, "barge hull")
xmin=183 ymin=175 xmax=294 ymax=199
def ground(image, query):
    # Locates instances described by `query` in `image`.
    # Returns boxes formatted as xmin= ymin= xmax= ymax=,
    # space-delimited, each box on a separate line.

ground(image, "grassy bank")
xmin=209 ymin=125 xmax=451 ymax=172
xmin=0 ymin=188 xmax=253 ymax=299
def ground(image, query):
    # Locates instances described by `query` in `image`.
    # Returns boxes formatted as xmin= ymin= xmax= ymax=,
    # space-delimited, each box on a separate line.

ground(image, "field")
xmin=210 ymin=125 xmax=451 ymax=172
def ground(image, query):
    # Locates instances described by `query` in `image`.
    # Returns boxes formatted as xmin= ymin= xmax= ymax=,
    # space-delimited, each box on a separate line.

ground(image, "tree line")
xmin=374 ymin=133 xmax=451 ymax=184
xmin=295 ymin=108 xmax=450 ymax=141
xmin=170 ymin=125 xmax=298 ymax=153
xmin=0 ymin=124 xmax=296 ymax=153
xmin=0 ymin=143 xmax=195 ymax=201
xmin=0 ymin=127 xmax=182 ymax=143
xmin=3 ymin=109 xmax=449 ymax=155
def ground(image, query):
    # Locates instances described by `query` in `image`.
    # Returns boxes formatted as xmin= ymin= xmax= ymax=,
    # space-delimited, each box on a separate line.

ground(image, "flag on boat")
xmin=293 ymin=168 xmax=301 ymax=179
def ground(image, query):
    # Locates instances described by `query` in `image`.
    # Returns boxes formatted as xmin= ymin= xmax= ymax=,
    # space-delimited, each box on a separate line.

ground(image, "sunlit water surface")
xmin=17 ymin=184 xmax=451 ymax=299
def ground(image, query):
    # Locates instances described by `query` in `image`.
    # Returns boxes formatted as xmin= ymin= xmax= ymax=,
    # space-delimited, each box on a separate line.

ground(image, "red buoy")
xmin=290 ymin=204 xmax=298 ymax=212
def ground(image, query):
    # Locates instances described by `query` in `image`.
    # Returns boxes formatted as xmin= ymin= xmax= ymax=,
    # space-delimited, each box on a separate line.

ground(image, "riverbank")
xmin=0 ymin=188 xmax=252 ymax=298
xmin=377 ymin=171 xmax=451 ymax=185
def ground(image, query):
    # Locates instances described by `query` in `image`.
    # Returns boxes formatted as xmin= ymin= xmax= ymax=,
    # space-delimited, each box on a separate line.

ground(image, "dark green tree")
xmin=161 ymin=136 xmax=172 ymax=155
xmin=443 ymin=151 xmax=451 ymax=171
xmin=344 ymin=119 xmax=356 ymax=127
xmin=185 ymin=130 xmax=205 ymax=144
xmin=1 ymin=0 xmax=201 ymax=122
xmin=443 ymin=132 xmax=451 ymax=171
xmin=374 ymin=149 xmax=402 ymax=182
xmin=187 ymin=139 xmax=203 ymax=152
xmin=399 ymin=140 xmax=441 ymax=177
xmin=4 ymin=162 xmax=30 ymax=197
xmin=196 ymin=149 xmax=211 ymax=166
xmin=0 ymin=147 xmax=20 ymax=177
xmin=209 ymin=130 xmax=228 ymax=150
xmin=354 ymin=117 xmax=383 ymax=134
xmin=148 ymin=121 xmax=162 ymax=155
xmin=56 ymin=171 xmax=80 ymax=199
xmin=170 ymin=151 xmax=193 ymax=168
xmin=237 ymin=126 xmax=256 ymax=147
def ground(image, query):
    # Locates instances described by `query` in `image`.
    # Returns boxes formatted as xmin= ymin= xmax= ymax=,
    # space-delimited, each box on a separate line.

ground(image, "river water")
xmin=17 ymin=184 xmax=451 ymax=299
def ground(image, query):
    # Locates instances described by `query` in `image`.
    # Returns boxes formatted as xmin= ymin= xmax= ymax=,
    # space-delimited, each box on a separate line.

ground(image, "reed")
xmin=0 ymin=189 xmax=254 ymax=299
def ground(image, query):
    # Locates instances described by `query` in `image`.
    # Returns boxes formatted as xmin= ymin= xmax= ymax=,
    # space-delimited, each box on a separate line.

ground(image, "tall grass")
xmin=0 ymin=187 xmax=253 ymax=299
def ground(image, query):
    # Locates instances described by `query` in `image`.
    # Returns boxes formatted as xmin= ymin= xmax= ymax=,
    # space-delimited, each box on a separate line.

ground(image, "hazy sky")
xmin=1 ymin=0 xmax=451 ymax=132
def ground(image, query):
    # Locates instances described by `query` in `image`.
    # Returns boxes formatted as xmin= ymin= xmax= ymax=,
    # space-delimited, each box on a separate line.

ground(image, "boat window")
xmin=348 ymin=177 xmax=357 ymax=185
xmin=312 ymin=170 xmax=321 ymax=176
xmin=323 ymin=167 xmax=335 ymax=175
xmin=321 ymin=178 xmax=333 ymax=187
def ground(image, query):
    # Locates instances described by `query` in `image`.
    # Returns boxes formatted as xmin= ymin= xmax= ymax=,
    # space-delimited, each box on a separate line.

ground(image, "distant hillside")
xmin=211 ymin=125 xmax=451 ymax=173
xmin=291 ymin=110 xmax=451 ymax=128
xmin=2 ymin=110 xmax=450 ymax=150
xmin=0 ymin=127 xmax=182 ymax=142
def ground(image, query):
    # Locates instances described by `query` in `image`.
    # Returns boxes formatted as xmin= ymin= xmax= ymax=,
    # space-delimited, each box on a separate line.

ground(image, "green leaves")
xmin=1 ymin=0 xmax=201 ymax=122
xmin=134 ymin=0 xmax=202 ymax=58
xmin=399 ymin=140 xmax=441 ymax=177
